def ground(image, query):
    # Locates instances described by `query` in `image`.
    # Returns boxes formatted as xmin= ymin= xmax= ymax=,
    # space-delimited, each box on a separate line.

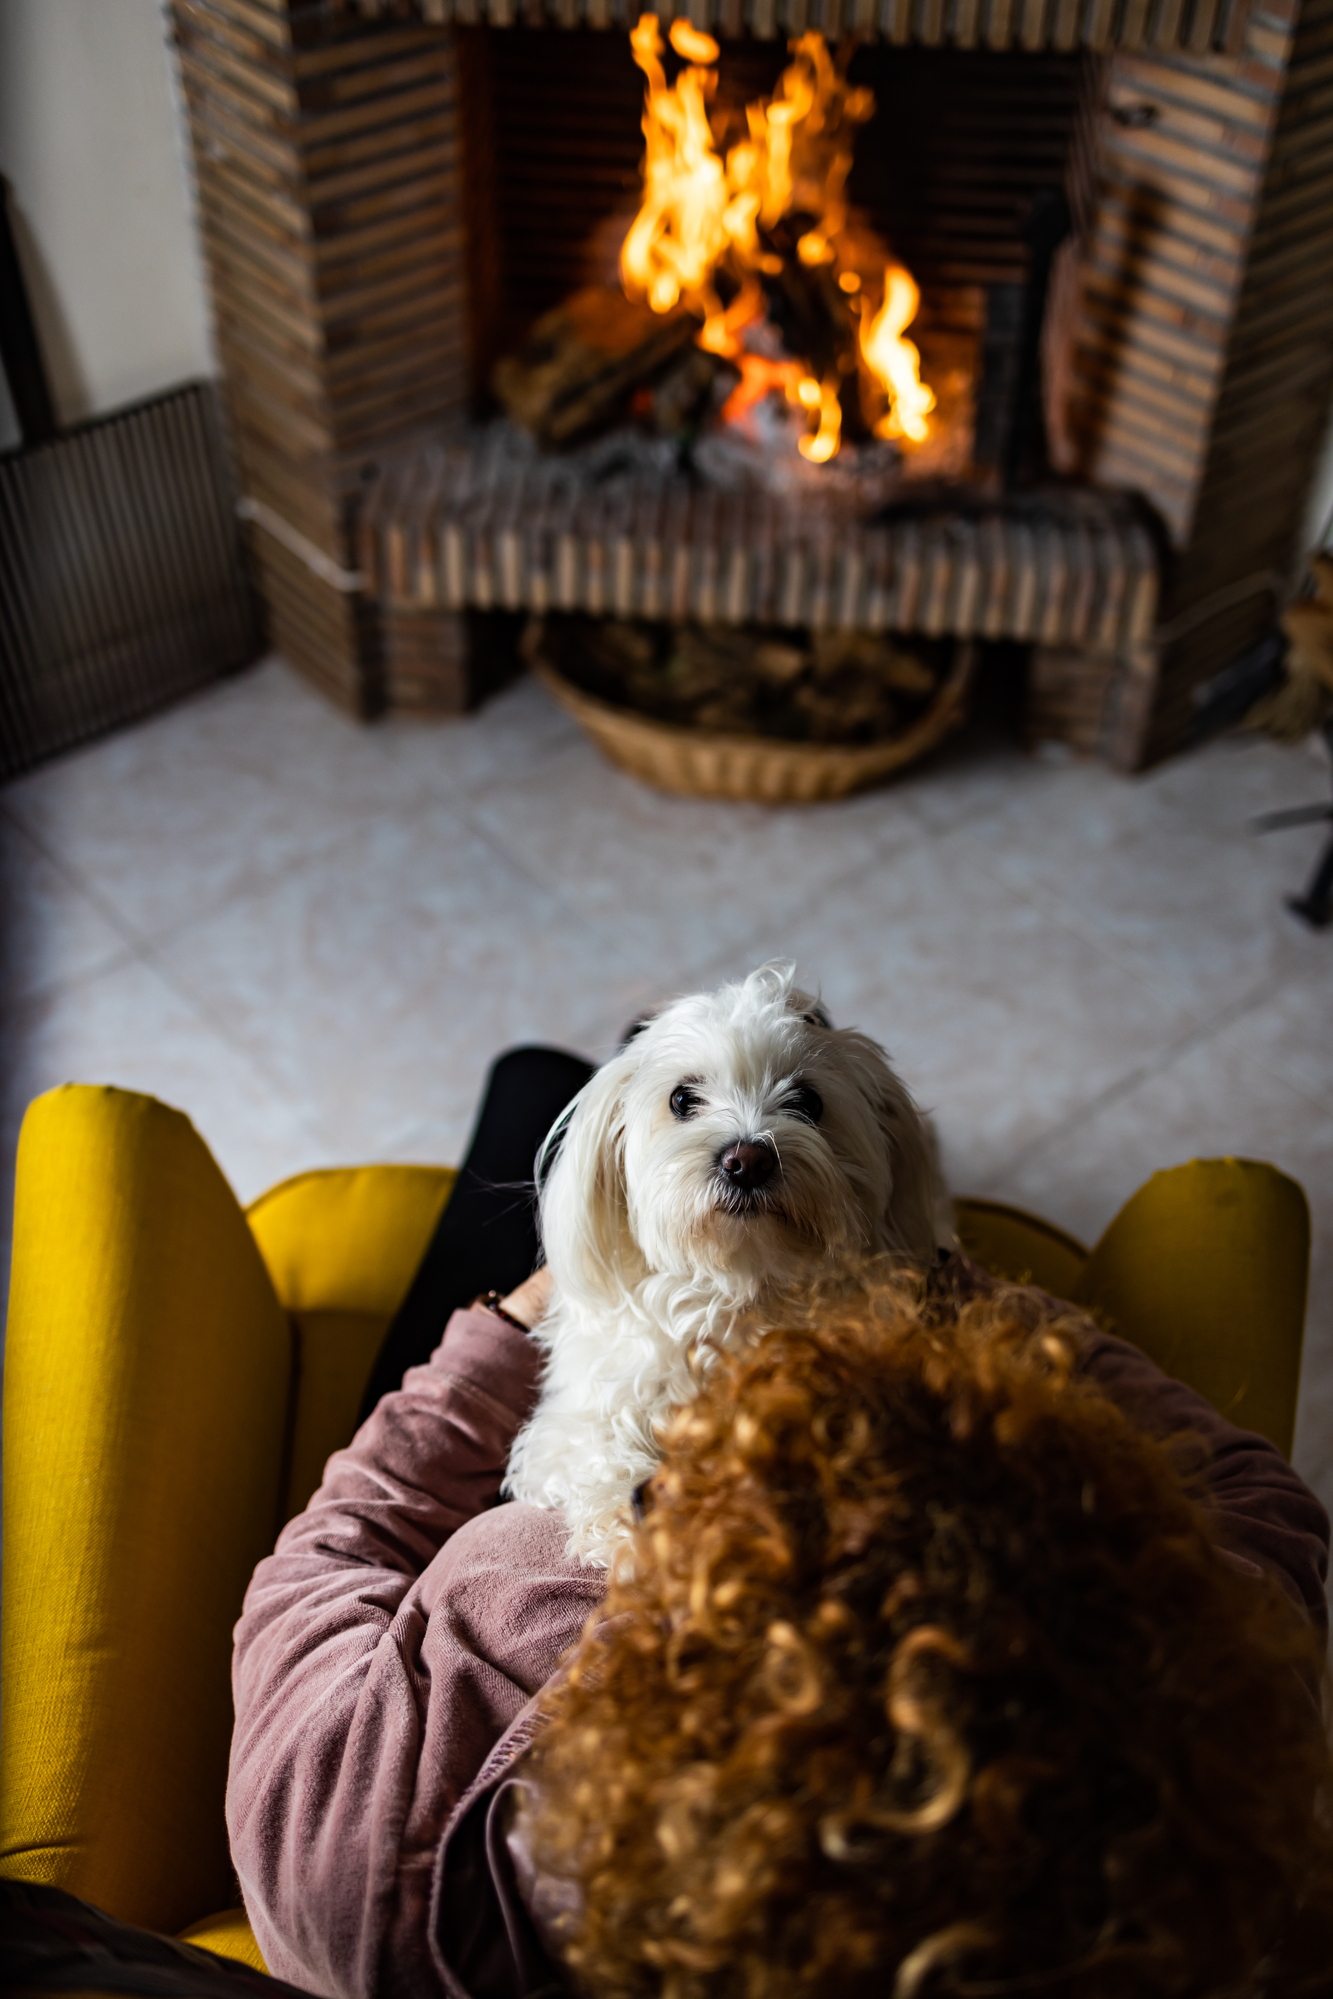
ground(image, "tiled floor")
xmin=3 ymin=653 xmax=1331 ymax=1507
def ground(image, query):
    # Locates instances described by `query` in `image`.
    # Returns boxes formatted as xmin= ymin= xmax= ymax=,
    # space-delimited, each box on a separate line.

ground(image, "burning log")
xmin=492 ymin=17 xmax=937 ymax=467
xmin=492 ymin=285 xmax=701 ymax=448
xmin=615 ymin=17 xmax=934 ymax=463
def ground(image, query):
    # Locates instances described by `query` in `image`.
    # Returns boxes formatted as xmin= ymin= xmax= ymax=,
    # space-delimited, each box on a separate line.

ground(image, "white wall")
xmin=0 ymin=0 xmax=214 ymax=445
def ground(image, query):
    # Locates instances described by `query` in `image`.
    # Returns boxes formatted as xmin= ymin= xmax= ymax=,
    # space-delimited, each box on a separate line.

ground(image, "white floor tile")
xmin=152 ymin=799 xmax=659 ymax=1164
xmin=944 ymin=736 xmax=1326 ymax=1018
xmin=374 ymin=670 xmax=587 ymax=805
xmin=0 ymin=806 xmax=133 ymax=1006
xmin=1136 ymin=728 xmax=1332 ymax=834
xmin=463 ymin=730 xmax=925 ymax=989
xmin=882 ymin=715 xmax=1055 ymax=835
xmin=3 ymin=668 xmax=364 ymax=944
xmin=1233 ymin=964 xmax=1333 ymax=1116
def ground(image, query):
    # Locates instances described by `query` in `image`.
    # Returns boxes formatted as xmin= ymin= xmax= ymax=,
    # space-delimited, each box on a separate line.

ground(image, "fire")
xmin=619 ymin=14 xmax=934 ymax=460
xmin=619 ymin=16 xmax=728 ymax=316
xmin=861 ymin=266 xmax=936 ymax=443
xmin=798 ymin=375 xmax=843 ymax=463
xmin=719 ymin=354 xmax=804 ymax=425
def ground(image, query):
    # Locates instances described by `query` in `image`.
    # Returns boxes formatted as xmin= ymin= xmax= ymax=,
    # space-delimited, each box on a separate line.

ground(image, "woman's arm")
xmin=1081 ymin=1326 xmax=1330 ymax=1636
xmin=227 ymin=1295 xmax=547 ymax=1999
xmin=273 ymin=1299 xmax=544 ymax=1574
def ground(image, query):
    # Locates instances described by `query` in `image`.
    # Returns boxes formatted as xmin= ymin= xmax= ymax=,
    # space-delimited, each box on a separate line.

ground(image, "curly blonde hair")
xmin=523 ymin=1279 xmax=1332 ymax=1999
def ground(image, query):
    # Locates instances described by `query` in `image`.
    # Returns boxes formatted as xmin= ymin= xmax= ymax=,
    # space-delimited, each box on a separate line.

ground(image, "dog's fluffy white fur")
xmin=503 ymin=963 xmax=944 ymax=1565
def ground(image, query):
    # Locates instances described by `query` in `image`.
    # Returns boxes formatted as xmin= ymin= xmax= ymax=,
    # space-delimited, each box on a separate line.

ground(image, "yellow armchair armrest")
xmin=1 ymin=1086 xmax=290 ymax=1933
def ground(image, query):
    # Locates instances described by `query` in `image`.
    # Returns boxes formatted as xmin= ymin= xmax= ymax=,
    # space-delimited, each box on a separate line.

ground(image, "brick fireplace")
xmin=172 ymin=0 xmax=1333 ymax=770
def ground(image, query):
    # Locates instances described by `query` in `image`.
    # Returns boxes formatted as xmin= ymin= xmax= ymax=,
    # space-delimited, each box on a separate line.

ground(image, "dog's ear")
xmin=873 ymin=1071 xmax=948 ymax=1266
xmin=537 ymin=1046 xmax=646 ymax=1308
xmin=783 ymin=972 xmax=831 ymax=1031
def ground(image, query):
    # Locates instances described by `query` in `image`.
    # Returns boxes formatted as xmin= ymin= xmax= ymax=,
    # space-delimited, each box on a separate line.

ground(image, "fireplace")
xmin=172 ymin=0 xmax=1333 ymax=771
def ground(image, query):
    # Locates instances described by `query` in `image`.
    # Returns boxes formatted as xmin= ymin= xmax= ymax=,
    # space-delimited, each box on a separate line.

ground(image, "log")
xmin=492 ymin=285 xmax=702 ymax=446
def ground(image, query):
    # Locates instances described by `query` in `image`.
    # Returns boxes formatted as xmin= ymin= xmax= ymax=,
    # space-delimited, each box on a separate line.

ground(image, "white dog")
xmin=503 ymin=963 xmax=944 ymax=1565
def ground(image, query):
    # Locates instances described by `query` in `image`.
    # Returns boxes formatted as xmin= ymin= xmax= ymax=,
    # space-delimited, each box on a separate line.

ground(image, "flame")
xmin=668 ymin=18 xmax=719 ymax=63
xmin=619 ymin=15 xmax=932 ymax=460
xmin=860 ymin=266 xmax=935 ymax=444
xmin=797 ymin=375 xmax=842 ymax=462
xmin=697 ymin=275 xmax=764 ymax=357
xmin=719 ymin=353 xmax=805 ymax=424
xmin=619 ymin=14 xmax=729 ymax=316
xmin=732 ymin=34 xmax=871 ymax=265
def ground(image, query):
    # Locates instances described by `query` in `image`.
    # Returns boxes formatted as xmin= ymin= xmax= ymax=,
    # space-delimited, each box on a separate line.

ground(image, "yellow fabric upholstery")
xmin=179 ymin=1906 xmax=270 ymax=1972
xmin=957 ymin=1159 xmax=1308 ymax=1457
xmin=953 ymin=1197 xmax=1089 ymax=1301
xmin=1071 ymin=1159 xmax=1309 ymax=1457
xmin=246 ymin=1165 xmax=456 ymax=1518
xmin=0 ymin=1087 xmax=292 ymax=1935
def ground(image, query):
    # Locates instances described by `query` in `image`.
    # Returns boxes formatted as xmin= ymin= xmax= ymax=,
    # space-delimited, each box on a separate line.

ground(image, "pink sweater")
xmin=227 ymin=1272 xmax=1329 ymax=1999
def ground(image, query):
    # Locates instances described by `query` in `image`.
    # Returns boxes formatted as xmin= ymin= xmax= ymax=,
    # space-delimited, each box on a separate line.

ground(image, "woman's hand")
xmin=500 ymin=1265 xmax=553 ymax=1331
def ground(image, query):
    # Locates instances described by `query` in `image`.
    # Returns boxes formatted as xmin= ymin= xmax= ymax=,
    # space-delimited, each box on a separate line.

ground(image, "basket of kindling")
xmin=524 ymin=618 xmax=976 ymax=805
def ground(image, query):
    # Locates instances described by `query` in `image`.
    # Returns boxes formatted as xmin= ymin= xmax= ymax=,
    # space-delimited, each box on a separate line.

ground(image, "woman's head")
xmin=524 ymin=1281 xmax=1332 ymax=1998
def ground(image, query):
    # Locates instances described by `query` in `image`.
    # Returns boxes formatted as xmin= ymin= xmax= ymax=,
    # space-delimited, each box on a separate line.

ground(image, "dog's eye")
xmin=669 ymin=1085 xmax=702 ymax=1120
xmin=783 ymin=1084 xmax=823 ymax=1125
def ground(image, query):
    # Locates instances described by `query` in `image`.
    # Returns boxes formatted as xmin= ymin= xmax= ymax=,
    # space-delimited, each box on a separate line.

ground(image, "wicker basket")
xmin=529 ymin=637 xmax=976 ymax=803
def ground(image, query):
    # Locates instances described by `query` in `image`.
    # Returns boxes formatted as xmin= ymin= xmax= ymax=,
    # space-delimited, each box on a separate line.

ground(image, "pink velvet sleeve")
xmin=226 ymin=1306 xmax=545 ymax=1999
xmin=1079 ymin=1325 xmax=1330 ymax=1637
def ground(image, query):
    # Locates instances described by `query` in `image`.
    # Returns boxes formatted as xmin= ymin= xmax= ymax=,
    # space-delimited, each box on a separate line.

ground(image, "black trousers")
xmin=357 ymin=1045 xmax=595 ymax=1422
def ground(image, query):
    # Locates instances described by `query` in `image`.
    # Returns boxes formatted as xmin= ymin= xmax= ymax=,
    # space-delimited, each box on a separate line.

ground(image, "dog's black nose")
xmin=719 ymin=1139 xmax=775 ymax=1190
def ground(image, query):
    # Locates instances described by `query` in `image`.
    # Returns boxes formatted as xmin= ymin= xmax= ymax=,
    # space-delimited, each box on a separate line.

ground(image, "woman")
xmin=518 ymin=1287 xmax=1333 ymax=1998
xmin=227 ymin=1244 xmax=1330 ymax=1999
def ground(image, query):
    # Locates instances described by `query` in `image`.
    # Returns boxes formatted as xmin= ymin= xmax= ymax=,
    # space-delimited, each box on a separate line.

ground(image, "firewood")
xmin=492 ymin=286 xmax=701 ymax=447
xmin=813 ymin=629 xmax=936 ymax=692
xmin=534 ymin=613 xmax=950 ymax=745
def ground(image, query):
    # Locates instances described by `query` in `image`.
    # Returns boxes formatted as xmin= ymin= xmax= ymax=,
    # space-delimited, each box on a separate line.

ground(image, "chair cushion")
xmin=179 ymin=1908 xmax=268 ymax=1973
xmin=1073 ymin=1158 xmax=1309 ymax=1457
xmin=957 ymin=1163 xmax=1309 ymax=1457
xmin=246 ymin=1165 xmax=456 ymax=1517
xmin=952 ymin=1197 xmax=1089 ymax=1301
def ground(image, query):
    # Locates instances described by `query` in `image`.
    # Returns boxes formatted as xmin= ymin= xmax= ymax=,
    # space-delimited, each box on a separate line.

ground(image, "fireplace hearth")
xmin=172 ymin=0 xmax=1333 ymax=772
xmin=358 ymin=422 xmax=1158 ymax=729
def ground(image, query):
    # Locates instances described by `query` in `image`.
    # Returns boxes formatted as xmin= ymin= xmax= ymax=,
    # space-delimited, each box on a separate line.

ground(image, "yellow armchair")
xmin=1 ymin=1086 xmax=454 ymax=1968
xmin=0 ymin=1083 xmax=1312 ymax=1977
